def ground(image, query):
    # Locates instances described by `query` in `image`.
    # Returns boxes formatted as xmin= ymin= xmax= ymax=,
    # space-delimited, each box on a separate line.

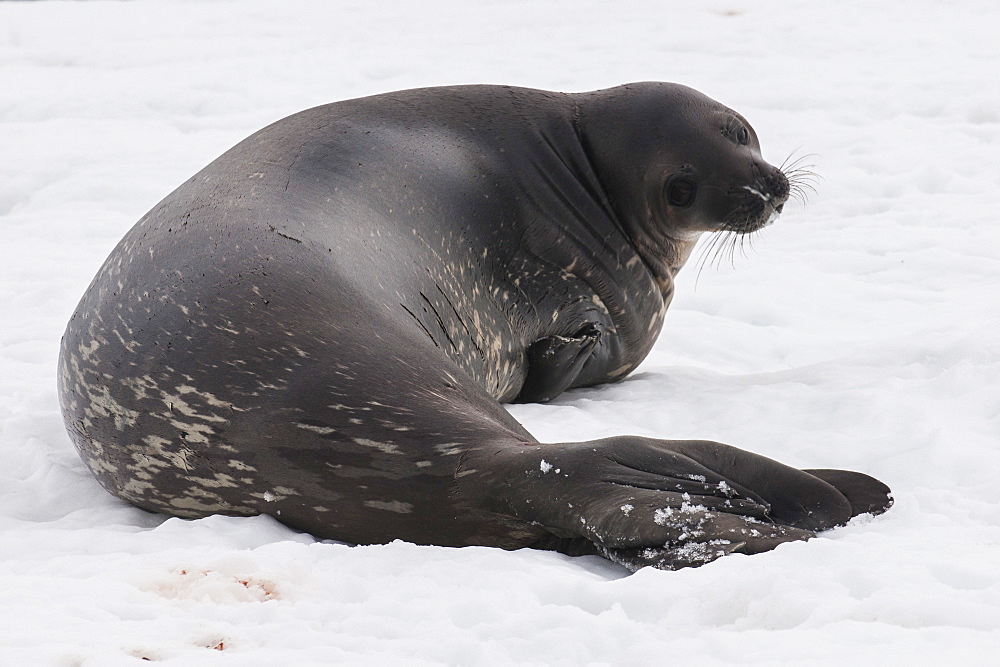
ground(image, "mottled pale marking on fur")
xmin=259 ymin=487 xmax=296 ymax=503
xmin=353 ymin=438 xmax=402 ymax=455
xmin=363 ymin=500 xmax=413 ymax=514
xmin=296 ymin=422 xmax=336 ymax=435
xmin=159 ymin=391 xmax=228 ymax=424
xmin=77 ymin=339 xmax=100 ymax=360
xmin=168 ymin=492 xmax=243 ymax=514
xmin=609 ymin=363 xmax=633 ymax=379
xmin=188 ymin=473 xmax=240 ymax=489
xmin=141 ymin=434 xmax=191 ymax=472
xmin=165 ymin=420 xmax=214 ymax=444
xmin=86 ymin=383 xmax=140 ymax=431
xmin=120 ymin=478 xmax=156 ymax=497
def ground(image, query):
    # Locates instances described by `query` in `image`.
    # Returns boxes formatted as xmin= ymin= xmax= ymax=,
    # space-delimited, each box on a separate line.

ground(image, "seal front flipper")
xmin=516 ymin=323 xmax=601 ymax=403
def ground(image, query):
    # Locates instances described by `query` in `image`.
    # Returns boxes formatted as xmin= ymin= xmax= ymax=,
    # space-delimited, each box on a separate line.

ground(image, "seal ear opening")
xmin=665 ymin=177 xmax=697 ymax=207
xmin=802 ymin=469 xmax=893 ymax=519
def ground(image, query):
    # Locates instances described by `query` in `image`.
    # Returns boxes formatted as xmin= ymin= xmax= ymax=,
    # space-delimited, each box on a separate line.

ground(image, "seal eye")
xmin=736 ymin=126 xmax=750 ymax=146
xmin=667 ymin=178 xmax=697 ymax=207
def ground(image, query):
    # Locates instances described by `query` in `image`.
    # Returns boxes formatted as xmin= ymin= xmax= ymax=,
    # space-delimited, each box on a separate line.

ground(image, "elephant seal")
xmin=58 ymin=83 xmax=891 ymax=571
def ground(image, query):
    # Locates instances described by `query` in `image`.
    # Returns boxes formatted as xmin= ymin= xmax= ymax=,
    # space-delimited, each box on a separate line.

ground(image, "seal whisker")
xmin=694 ymin=228 xmax=734 ymax=284
xmin=714 ymin=231 xmax=730 ymax=269
xmin=717 ymin=231 xmax=737 ymax=269
xmin=731 ymin=230 xmax=742 ymax=266
xmin=693 ymin=232 xmax=719 ymax=284
xmin=779 ymin=149 xmax=816 ymax=173
xmin=777 ymin=149 xmax=819 ymax=208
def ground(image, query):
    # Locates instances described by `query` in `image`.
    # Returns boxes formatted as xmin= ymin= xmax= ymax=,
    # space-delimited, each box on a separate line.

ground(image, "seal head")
xmin=575 ymin=84 xmax=791 ymax=290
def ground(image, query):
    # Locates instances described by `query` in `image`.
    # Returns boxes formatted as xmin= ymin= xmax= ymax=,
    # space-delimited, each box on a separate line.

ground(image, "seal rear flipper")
xmin=463 ymin=437 xmax=825 ymax=554
xmin=595 ymin=542 xmax=749 ymax=572
xmin=663 ymin=440 xmax=859 ymax=532
xmin=461 ymin=436 xmax=887 ymax=570
xmin=531 ymin=518 xmax=814 ymax=573
xmin=801 ymin=469 xmax=893 ymax=519
xmin=592 ymin=524 xmax=815 ymax=572
xmin=515 ymin=324 xmax=601 ymax=403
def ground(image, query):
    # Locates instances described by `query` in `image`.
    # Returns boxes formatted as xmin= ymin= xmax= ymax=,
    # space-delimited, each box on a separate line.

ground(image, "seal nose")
xmin=761 ymin=163 xmax=791 ymax=207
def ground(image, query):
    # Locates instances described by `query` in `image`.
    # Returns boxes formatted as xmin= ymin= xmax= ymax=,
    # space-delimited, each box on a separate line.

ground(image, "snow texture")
xmin=2 ymin=0 xmax=999 ymax=663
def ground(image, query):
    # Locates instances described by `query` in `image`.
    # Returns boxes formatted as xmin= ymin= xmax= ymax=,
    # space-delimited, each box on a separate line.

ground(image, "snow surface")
xmin=3 ymin=0 xmax=1000 ymax=663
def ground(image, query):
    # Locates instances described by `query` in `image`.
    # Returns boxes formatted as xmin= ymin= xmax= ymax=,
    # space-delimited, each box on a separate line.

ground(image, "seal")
xmin=58 ymin=83 xmax=891 ymax=571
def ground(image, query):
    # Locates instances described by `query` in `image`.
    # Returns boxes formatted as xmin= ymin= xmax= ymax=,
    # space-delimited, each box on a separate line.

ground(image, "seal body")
xmin=59 ymin=84 xmax=890 ymax=570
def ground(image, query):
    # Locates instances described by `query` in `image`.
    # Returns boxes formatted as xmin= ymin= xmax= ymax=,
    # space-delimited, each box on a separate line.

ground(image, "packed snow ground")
xmin=2 ymin=1 xmax=999 ymax=663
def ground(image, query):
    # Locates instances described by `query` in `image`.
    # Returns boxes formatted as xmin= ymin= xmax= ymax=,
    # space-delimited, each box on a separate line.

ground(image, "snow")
xmin=2 ymin=0 xmax=999 ymax=663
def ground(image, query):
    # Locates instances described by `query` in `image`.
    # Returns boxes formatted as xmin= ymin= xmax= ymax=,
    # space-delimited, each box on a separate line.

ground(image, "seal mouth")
xmin=743 ymin=185 xmax=785 ymax=227
xmin=724 ymin=169 xmax=791 ymax=234
xmin=693 ymin=155 xmax=816 ymax=277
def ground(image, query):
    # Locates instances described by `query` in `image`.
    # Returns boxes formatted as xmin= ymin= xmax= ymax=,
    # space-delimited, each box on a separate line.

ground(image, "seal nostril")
xmin=775 ymin=203 xmax=784 ymax=214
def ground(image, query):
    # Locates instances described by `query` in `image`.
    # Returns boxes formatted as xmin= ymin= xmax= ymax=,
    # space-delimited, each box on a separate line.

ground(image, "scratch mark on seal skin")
xmin=420 ymin=291 xmax=458 ymax=353
xmin=400 ymin=303 xmax=439 ymax=347
xmin=363 ymin=500 xmax=413 ymax=514
xmin=435 ymin=282 xmax=486 ymax=360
